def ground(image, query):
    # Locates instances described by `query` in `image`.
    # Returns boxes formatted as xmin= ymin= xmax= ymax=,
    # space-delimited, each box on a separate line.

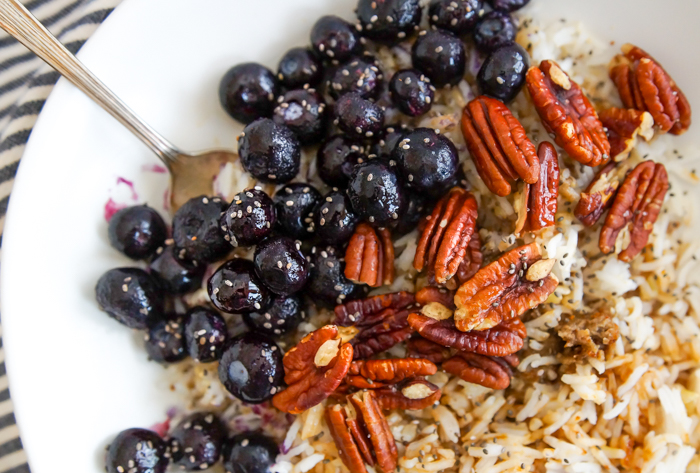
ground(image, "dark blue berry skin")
xmin=106 ymin=428 xmax=168 ymax=473
xmin=477 ymin=43 xmax=530 ymax=103
xmin=145 ymin=317 xmax=187 ymax=364
xmin=184 ymin=307 xmax=229 ymax=363
xmin=393 ymin=128 xmax=460 ymax=197
xmin=238 ymin=118 xmax=301 ymax=184
xmin=487 ymin=0 xmax=529 ymax=12
xmin=369 ymin=125 xmax=410 ymax=159
xmin=218 ymin=332 xmax=284 ymax=403
xmin=389 ymin=69 xmax=435 ymax=117
xmin=108 ymin=205 xmax=167 ymax=261
xmin=412 ymin=29 xmax=466 ymax=88
xmin=222 ymin=433 xmax=278 ymax=473
xmin=357 ymin=0 xmax=423 ymax=44
xmin=254 ymin=237 xmax=309 ymax=296
xmin=95 ymin=268 xmax=164 ymax=330
xmin=219 ymin=63 xmax=279 ymax=124
xmin=394 ymin=191 xmax=428 ymax=237
xmin=313 ymin=190 xmax=358 ymax=244
xmin=307 ymin=246 xmax=367 ymax=308
xmin=208 ymin=259 xmax=271 ymax=314
xmin=168 ymin=412 xmax=226 ymax=471
xmin=172 ymin=196 xmax=230 ymax=264
xmin=243 ymin=295 xmax=304 ymax=337
xmin=473 ymin=11 xmax=516 ymax=53
xmin=428 ymin=0 xmax=484 ymax=35
xmin=311 ymin=16 xmax=362 ymax=63
xmin=347 ymin=160 xmax=405 ymax=226
xmin=329 ymin=56 xmax=383 ymax=100
xmin=277 ymin=48 xmax=322 ymax=89
xmin=317 ymin=135 xmax=368 ymax=187
xmin=150 ymin=245 xmax=204 ymax=295
xmin=220 ymin=188 xmax=276 ymax=248
xmin=334 ymin=92 xmax=385 ymax=139
xmin=273 ymin=89 xmax=326 ymax=145
xmin=273 ymin=183 xmax=322 ymax=240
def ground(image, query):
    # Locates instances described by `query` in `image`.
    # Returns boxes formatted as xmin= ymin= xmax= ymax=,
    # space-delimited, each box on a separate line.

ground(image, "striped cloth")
xmin=0 ymin=0 xmax=122 ymax=471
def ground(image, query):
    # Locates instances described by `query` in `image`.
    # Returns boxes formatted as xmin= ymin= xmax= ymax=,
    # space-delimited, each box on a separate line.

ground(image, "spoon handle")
xmin=0 ymin=0 xmax=180 ymax=164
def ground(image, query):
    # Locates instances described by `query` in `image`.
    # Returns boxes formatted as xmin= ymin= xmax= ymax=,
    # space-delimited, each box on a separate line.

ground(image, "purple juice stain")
xmin=104 ymin=198 xmax=127 ymax=222
xmin=142 ymin=163 xmax=168 ymax=174
xmin=116 ymin=177 xmax=139 ymax=200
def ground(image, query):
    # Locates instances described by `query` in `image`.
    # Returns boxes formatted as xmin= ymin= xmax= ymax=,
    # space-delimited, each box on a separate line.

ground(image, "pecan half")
xmin=346 ymin=358 xmax=437 ymax=389
xmin=375 ymin=379 xmax=442 ymax=410
xmin=527 ymin=60 xmax=610 ymax=166
xmin=456 ymin=231 xmax=483 ymax=284
xmin=514 ymin=142 xmax=560 ymax=234
xmin=334 ymin=292 xmax=415 ymax=325
xmin=348 ymin=391 xmax=398 ymax=473
xmin=415 ymin=286 xmax=455 ymax=309
xmin=272 ymin=325 xmax=353 ymax=414
xmin=598 ymin=108 xmax=654 ymax=161
xmin=442 ymin=352 xmax=513 ymax=390
xmin=454 ymin=243 xmax=558 ymax=332
xmin=406 ymin=337 xmax=451 ymax=364
xmin=599 ymin=161 xmax=668 ymax=262
xmin=461 ymin=96 xmax=540 ymax=196
xmin=574 ymin=159 xmax=634 ymax=227
xmin=345 ymin=223 xmax=395 ymax=287
xmin=414 ymin=188 xmax=479 ymax=285
xmin=325 ymin=404 xmax=370 ymax=473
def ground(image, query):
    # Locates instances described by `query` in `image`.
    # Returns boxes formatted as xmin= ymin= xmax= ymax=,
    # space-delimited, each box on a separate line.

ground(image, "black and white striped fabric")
xmin=0 ymin=1 xmax=121 ymax=471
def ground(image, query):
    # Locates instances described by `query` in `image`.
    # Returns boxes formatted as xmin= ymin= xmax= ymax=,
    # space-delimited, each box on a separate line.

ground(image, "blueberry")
xmin=106 ymin=428 xmax=168 ymax=473
xmin=272 ymin=183 xmax=322 ymax=240
xmin=317 ymin=135 xmax=368 ymax=187
xmin=169 ymin=412 xmax=226 ymax=471
xmin=218 ymin=332 xmax=284 ymax=403
xmin=220 ymin=188 xmax=276 ymax=247
xmin=347 ymin=160 xmax=405 ymax=226
xmin=208 ymin=259 xmax=271 ymax=314
xmin=428 ymin=0 xmax=484 ymax=35
xmin=107 ymin=205 xmax=167 ymax=260
xmin=369 ymin=125 xmax=410 ymax=159
xmin=272 ymin=89 xmax=326 ymax=145
xmin=356 ymin=0 xmax=423 ymax=44
xmin=222 ymin=433 xmax=278 ymax=473
xmin=389 ymin=69 xmax=435 ymax=117
xmin=477 ymin=43 xmax=530 ymax=103
xmin=254 ymin=236 xmax=309 ymax=296
xmin=219 ymin=63 xmax=279 ymax=124
xmin=149 ymin=246 xmax=205 ymax=295
xmin=95 ymin=268 xmax=164 ymax=329
xmin=172 ymin=196 xmax=230 ymax=264
xmin=184 ymin=307 xmax=229 ymax=363
xmin=313 ymin=190 xmax=358 ymax=244
xmin=277 ymin=48 xmax=322 ymax=89
xmin=311 ymin=16 xmax=362 ymax=63
xmin=473 ymin=10 xmax=515 ymax=53
xmin=393 ymin=128 xmax=459 ymax=197
xmin=145 ymin=317 xmax=187 ymax=364
xmin=238 ymin=118 xmax=301 ymax=184
xmin=334 ymin=92 xmax=385 ymax=139
xmin=393 ymin=190 xmax=428 ymax=236
xmin=307 ymin=246 xmax=367 ymax=307
xmin=412 ymin=29 xmax=466 ymax=88
xmin=487 ymin=0 xmax=529 ymax=12
xmin=243 ymin=294 xmax=304 ymax=337
xmin=328 ymin=56 xmax=383 ymax=100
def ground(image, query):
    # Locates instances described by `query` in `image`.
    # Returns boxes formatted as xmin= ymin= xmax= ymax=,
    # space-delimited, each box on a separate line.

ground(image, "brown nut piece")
xmin=272 ymin=325 xmax=353 ymax=414
xmin=456 ymin=231 xmax=483 ymax=284
xmin=375 ymin=379 xmax=442 ymax=410
xmin=454 ymin=243 xmax=558 ymax=332
xmin=514 ymin=142 xmax=560 ymax=234
xmin=461 ymin=96 xmax=540 ymax=197
xmin=416 ymin=286 xmax=455 ymax=309
xmin=334 ymin=291 xmax=415 ymax=326
xmin=346 ymin=358 xmax=437 ymax=389
xmin=414 ymin=187 xmax=479 ymax=285
xmin=442 ymin=352 xmax=513 ymax=390
xmin=345 ymin=223 xmax=395 ymax=288
xmin=598 ymin=108 xmax=654 ymax=161
xmin=348 ymin=391 xmax=398 ymax=473
xmin=574 ymin=159 xmax=634 ymax=227
xmin=599 ymin=161 xmax=668 ymax=262
xmin=406 ymin=337 xmax=451 ymax=364
xmin=526 ymin=60 xmax=610 ymax=166
xmin=325 ymin=404 xmax=371 ymax=473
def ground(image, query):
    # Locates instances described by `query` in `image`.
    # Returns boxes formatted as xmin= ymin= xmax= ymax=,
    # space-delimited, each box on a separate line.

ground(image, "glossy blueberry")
xmin=356 ymin=0 xmax=422 ymax=44
xmin=238 ymin=118 xmax=301 ymax=184
xmin=169 ymin=412 xmax=226 ymax=471
xmin=313 ymin=190 xmax=358 ymax=244
xmin=412 ymin=29 xmax=466 ymax=88
xmin=272 ymin=89 xmax=326 ymax=145
xmin=389 ymin=69 xmax=435 ymax=117
xmin=220 ymin=188 xmax=276 ymax=247
xmin=307 ymin=246 xmax=367 ymax=307
xmin=150 ymin=245 xmax=205 ymax=295
xmin=334 ymin=92 xmax=385 ymax=139
xmin=218 ymin=332 xmax=284 ymax=403
xmin=393 ymin=191 xmax=428 ymax=237
xmin=106 ymin=428 xmax=168 ymax=473
xmin=144 ymin=317 xmax=187 ymax=364
xmin=428 ymin=0 xmax=484 ymax=35
xmin=317 ymin=135 xmax=368 ymax=187
xmin=222 ymin=433 xmax=278 ymax=473
xmin=477 ymin=43 xmax=530 ymax=103
xmin=95 ymin=268 xmax=164 ymax=329
xmin=184 ymin=306 xmax=229 ymax=363
xmin=219 ymin=63 xmax=279 ymax=124
xmin=393 ymin=128 xmax=459 ymax=197
xmin=473 ymin=10 xmax=516 ymax=53
xmin=243 ymin=295 xmax=304 ymax=337
xmin=310 ymin=15 xmax=362 ymax=63
xmin=272 ymin=183 xmax=322 ymax=240
xmin=369 ymin=125 xmax=410 ymax=159
xmin=277 ymin=48 xmax=322 ymax=89
xmin=347 ymin=160 xmax=404 ymax=226
xmin=107 ymin=205 xmax=166 ymax=260
xmin=172 ymin=196 xmax=230 ymax=264
xmin=328 ymin=56 xmax=383 ymax=100
xmin=254 ymin=236 xmax=309 ymax=296
xmin=487 ymin=0 xmax=529 ymax=12
xmin=208 ymin=259 xmax=271 ymax=314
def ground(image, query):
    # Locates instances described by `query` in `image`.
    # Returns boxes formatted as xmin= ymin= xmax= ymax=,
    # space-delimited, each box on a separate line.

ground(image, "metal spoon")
xmin=0 ymin=0 xmax=238 ymax=213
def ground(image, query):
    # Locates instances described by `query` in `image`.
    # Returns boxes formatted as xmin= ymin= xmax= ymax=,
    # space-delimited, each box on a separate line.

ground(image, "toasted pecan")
xmin=345 ymin=223 xmax=395 ymax=287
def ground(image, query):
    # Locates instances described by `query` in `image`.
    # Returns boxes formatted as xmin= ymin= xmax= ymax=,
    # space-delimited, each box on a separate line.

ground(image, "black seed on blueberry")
xmin=389 ymin=69 xmax=435 ymax=117
xmin=428 ymin=0 xmax=484 ymax=35
xmin=219 ymin=63 xmax=279 ymax=124
xmin=254 ymin=236 xmax=309 ymax=296
xmin=273 ymin=183 xmax=322 ymax=240
xmin=311 ymin=15 xmax=362 ymax=63
xmin=238 ymin=118 xmax=301 ymax=184
xmin=412 ymin=29 xmax=466 ymax=88
xmin=172 ymin=196 xmax=230 ymax=264
xmin=222 ymin=433 xmax=278 ymax=473
xmin=145 ymin=317 xmax=187 ymax=364
xmin=95 ymin=268 xmax=164 ymax=329
xmin=347 ymin=160 xmax=405 ymax=226
xmin=208 ymin=259 xmax=271 ymax=314
xmin=307 ymin=246 xmax=368 ymax=308
xmin=369 ymin=125 xmax=410 ymax=159
xmin=313 ymin=190 xmax=358 ymax=244
xmin=150 ymin=245 xmax=205 ymax=295
xmin=243 ymin=294 xmax=304 ymax=337
xmin=107 ymin=205 xmax=167 ymax=260
xmin=184 ymin=306 xmax=229 ymax=363
xmin=356 ymin=0 xmax=423 ymax=44
xmin=473 ymin=10 xmax=516 ymax=53
xmin=334 ymin=92 xmax=385 ymax=139
xmin=317 ymin=134 xmax=367 ymax=187
xmin=272 ymin=89 xmax=326 ymax=145
xmin=477 ymin=43 xmax=530 ymax=103
xmin=220 ymin=188 xmax=276 ymax=248
xmin=328 ymin=56 xmax=383 ymax=100
xmin=277 ymin=47 xmax=322 ymax=89
xmin=168 ymin=412 xmax=226 ymax=471
xmin=106 ymin=428 xmax=168 ymax=473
